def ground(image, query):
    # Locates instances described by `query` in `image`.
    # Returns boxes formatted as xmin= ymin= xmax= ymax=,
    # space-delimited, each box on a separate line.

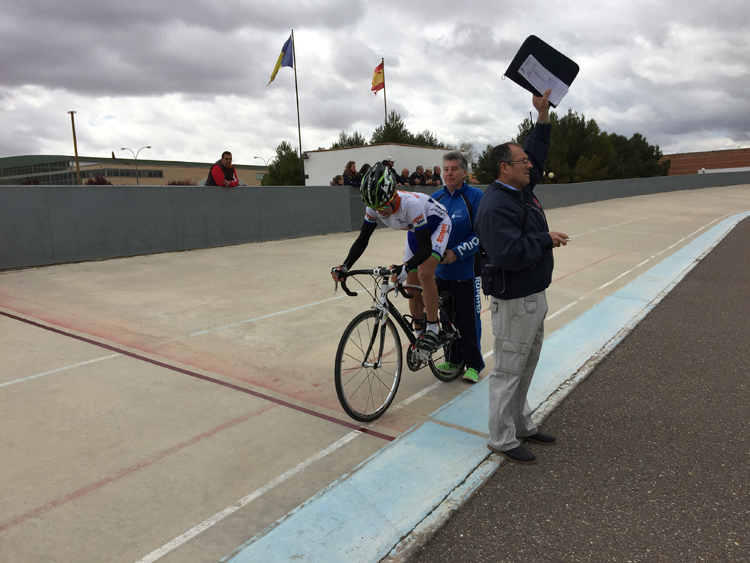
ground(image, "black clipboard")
xmin=504 ymin=35 xmax=579 ymax=107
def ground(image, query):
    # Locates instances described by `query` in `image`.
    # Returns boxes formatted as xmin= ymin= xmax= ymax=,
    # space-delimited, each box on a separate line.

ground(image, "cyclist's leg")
xmin=406 ymin=270 xmax=424 ymax=326
xmin=417 ymin=257 xmax=440 ymax=325
xmin=420 ymin=218 xmax=451 ymax=328
xmin=403 ymin=234 xmax=425 ymax=329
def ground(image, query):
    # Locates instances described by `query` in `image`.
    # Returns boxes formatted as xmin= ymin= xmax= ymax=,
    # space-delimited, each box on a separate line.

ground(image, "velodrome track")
xmin=1 ymin=184 xmax=749 ymax=562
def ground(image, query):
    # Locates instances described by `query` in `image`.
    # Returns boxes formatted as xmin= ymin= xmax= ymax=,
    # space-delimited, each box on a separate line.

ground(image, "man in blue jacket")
xmin=475 ymin=89 xmax=569 ymax=465
xmin=431 ymin=151 xmax=485 ymax=383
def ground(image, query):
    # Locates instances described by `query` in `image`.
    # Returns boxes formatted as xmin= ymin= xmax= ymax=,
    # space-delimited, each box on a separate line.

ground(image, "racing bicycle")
xmin=333 ymin=267 xmax=464 ymax=422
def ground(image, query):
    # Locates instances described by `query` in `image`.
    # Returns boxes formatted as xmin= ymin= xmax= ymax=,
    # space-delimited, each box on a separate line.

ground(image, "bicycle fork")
xmin=361 ymin=309 xmax=389 ymax=369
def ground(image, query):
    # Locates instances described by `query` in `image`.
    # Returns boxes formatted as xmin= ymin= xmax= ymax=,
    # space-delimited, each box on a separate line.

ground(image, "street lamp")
xmin=120 ymin=146 xmax=151 ymax=185
xmin=253 ymin=156 xmax=276 ymax=167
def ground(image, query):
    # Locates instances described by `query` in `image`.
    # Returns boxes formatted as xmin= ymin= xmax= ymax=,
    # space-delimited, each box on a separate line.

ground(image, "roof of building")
xmin=0 ymin=155 xmax=265 ymax=170
xmin=304 ymin=142 xmax=452 ymax=154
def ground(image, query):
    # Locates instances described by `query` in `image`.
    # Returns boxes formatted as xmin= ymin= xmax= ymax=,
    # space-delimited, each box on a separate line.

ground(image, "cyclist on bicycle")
xmin=332 ymin=161 xmax=452 ymax=353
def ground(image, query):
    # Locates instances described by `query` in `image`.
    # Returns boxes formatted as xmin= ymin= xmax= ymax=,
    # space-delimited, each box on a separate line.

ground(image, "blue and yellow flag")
xmin=268 ymin=35 xmax=294 ymax=85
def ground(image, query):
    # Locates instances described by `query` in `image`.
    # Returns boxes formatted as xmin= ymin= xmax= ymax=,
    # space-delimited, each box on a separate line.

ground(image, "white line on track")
xmin=392 ymin=380 xmax=443 ymax=410
xmin=569 ymin=212 xmax=666 ymax=238
xmin=547 ymin=215 xmax=726 ymax=321
xmin=134 ymin=430 xmax=362 ymax=563
xmin=172 ymin=289 xmax=369 ymax=340
xmin=0 ymin=354 xmax=120 ymax=388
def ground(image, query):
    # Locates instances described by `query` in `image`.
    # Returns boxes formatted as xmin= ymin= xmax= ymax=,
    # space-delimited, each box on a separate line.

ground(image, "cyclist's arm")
xmin=342 ymin=220 xmax=377 ymax=269
xmin=404 ymin=226 xmax=432 ymax=271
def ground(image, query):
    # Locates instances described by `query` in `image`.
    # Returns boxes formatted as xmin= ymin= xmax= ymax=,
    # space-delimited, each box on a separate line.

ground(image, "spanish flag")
xmin=371 ymin=62 xmax=385 ymax=94
xmin=268 ymin=35 xmax=294 ymax=85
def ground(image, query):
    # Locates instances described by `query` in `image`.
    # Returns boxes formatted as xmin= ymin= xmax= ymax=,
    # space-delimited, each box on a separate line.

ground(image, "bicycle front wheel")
xmin=334 ymin=310 xmax=403 ymax=422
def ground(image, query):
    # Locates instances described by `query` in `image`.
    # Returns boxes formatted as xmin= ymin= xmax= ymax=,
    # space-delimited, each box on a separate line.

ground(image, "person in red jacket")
xmin=205 ymin=151 xmax=239 ymax=187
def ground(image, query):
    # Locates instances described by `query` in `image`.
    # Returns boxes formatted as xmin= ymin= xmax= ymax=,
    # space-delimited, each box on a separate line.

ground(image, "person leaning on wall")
xmin=205 ymin=151 xmax=239 ymax=187
xmin=343 ymin=160 xmax=362 ymax=187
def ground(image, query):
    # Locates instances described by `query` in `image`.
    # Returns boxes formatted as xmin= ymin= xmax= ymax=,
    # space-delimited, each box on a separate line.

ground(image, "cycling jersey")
xmin=364 ymin=191 xmax=450 ymax=233
xmin=342 ymin=191 xmax=452 ymax=271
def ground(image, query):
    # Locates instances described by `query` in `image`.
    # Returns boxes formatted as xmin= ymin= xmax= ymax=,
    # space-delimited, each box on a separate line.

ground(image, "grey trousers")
xmin=488 ymin=291 xmax=548 ymax=451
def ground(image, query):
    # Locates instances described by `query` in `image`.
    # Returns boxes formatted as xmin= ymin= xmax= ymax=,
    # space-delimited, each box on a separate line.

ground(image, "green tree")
xmin=412 ymin=129 xmax=445 ymax=148
xmin=511 ymin=116 xmax=535 ymax=146
xmin=370 ymin=110 xmax=414 ymax=144
xmin=607 ymin=132 xmax=670 ymax=178
xmin=330 ymin=130 xmax=368 ymax=149
xmin=261 ymin=141 xmax=304 ymax=186
xmin=543 ymin=110 xmax=614 ymax=183
xmin=511 ymin=109 xmax=668 ymax=183
xmin=473 ymin=144 xmax=495 ymax=185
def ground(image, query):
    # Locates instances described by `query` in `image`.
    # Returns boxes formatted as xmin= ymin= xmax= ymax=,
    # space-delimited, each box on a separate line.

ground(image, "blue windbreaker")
xmin=431 ymin=182 xmax=484 ymax=281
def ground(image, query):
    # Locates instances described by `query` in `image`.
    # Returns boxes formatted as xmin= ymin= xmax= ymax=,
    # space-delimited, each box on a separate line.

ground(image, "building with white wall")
xmin=303 ymin=143 xmax=455 ymax=186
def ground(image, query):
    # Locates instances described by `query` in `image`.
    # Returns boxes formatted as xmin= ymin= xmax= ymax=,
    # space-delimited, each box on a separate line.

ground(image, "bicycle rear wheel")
xmin=428 ymin=290 xmax=465 ymax=382
xmin=334 ymin=310 xmax=403 ymax=422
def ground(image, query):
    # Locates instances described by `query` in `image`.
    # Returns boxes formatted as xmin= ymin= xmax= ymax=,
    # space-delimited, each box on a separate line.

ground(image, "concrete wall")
xmin=3 ymin=171 xmax=750 ymax=271
xmin=534 ymin=170 xmax=750 ymax=210
xmin=1 ymin=185 xmax=350 ymax=270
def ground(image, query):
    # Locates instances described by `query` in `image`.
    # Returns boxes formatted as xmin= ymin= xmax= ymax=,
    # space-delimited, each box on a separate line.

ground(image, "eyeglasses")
xmin=505 ymin=158 xmax=530 ymax=166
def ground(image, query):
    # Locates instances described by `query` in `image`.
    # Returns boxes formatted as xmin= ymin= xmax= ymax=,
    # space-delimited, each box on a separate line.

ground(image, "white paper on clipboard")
xmin=518 ymin=54 xmax=569 ymax=106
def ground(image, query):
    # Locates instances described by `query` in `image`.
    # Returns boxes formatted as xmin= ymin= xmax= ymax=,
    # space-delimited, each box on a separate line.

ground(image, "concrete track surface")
xmin=407 ymin=215 xmax=750 ymax=563
xmin=1 ymin=185 xmax=749 ymax=562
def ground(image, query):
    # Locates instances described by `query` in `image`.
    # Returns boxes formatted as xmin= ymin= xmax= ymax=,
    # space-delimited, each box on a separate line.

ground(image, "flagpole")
xmin=291 ymin=29 xmax=305 ymax=183
xmin=381 ymin=58 xmax=388 ymax=144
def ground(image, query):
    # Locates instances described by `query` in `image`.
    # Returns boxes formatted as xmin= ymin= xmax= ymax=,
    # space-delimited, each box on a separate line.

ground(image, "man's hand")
xmin=532 ymin=88 xmax=552 ymax=123
xmin=389 ymin=264 xmax=408 ymax=284
xmin=331 ymin=265 xmax=347 ymax=282
xmin=223 ymin=179 xmax=231 ymax=187
xmin=549 ymin=231 xmax=569 ymax=248
xmin=440 ymin=249 xmax=458 ymax=264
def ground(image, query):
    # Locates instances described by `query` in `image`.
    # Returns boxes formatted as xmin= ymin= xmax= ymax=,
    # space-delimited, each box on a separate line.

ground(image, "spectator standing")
xmin=384 ymin=156 xmax=398 ymax=181
xmin=358 ymin=163 xmax=371 ymax=177
xmin=432 ymin=165 xmax=443 ymax=185
xmin=475 ymin=89 xmax=569 ymax=465
xmin=205 ymin=151 xmax=239 ymax=187
xmin=343 ymin=160 xmax=361 ymax=187
xmin=431 ymin=151 xmax=485 ymax=383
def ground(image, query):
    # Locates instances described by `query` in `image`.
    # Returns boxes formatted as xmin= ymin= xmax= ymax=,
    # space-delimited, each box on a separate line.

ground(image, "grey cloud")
xmin=0 ymin=0 xmax=366 ymax=97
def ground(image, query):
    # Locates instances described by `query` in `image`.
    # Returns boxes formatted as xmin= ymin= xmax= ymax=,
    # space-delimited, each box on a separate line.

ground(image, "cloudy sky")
xmin=2 ymin=0 xmax=749 ymax=165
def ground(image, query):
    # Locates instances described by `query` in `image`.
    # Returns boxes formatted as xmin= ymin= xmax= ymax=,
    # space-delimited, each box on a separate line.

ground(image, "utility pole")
xmin=68 ymin=111 xmax=81 ymax=185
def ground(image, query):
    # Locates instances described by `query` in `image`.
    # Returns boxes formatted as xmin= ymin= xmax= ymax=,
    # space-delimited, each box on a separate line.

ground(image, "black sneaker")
xmin=417 ymin=330 xmax=440 ymax=352
xmin=522 ymin=430 xmax=556 ymax=445
xmin=487 ymin=444 xmax=537 ymax=464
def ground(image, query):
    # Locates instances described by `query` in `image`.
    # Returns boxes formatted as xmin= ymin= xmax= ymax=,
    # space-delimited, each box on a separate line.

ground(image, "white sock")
xmin=426 ymin=322 xmax=438 ymax=334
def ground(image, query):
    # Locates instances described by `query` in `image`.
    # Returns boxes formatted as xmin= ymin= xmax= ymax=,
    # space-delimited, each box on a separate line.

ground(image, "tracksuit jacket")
xmin=431 ymin=182 xmax=484 ymax=281
xmin=474 ymin=123 xmax=554 ymax=300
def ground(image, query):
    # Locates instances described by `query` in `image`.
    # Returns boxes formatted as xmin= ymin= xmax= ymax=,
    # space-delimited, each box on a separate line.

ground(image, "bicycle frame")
xmin=333 ymin=267 xmax=466 ymax=421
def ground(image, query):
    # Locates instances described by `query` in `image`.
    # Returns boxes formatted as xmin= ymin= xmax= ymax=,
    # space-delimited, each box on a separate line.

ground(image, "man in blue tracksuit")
xmin=431 ymin=150 xmax=485 ymax=383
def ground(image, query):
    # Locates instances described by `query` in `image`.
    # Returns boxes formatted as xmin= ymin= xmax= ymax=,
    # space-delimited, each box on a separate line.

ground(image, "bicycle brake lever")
xmin=333 ymin=280 xmax=339 ymax=295
xmin=397 ymin=283 xmax=413 ymax=299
